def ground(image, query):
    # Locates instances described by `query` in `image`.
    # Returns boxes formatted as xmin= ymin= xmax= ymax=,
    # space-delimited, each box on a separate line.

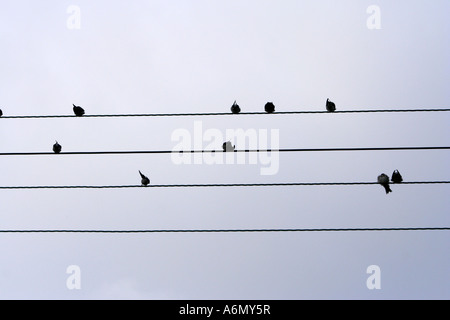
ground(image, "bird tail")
xmin=385 ymin=185 xmax=392 ymax=194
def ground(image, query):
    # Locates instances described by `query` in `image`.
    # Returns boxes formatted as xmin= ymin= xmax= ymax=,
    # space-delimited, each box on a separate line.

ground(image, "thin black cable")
xmin=1 ymin=108 xmax=450 ymax=118
xmin=0 ymin=181 xmax=448 ymax=190
xmin=0 ymin=227 xmax=448 ymax=233
xmin=1 ymin=146 xmax=449 ymax=156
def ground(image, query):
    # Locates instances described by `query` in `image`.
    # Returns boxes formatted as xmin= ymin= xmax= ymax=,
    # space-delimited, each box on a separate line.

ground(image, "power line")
xmin=0 ymin=227 xmax=448 ymax=233
xmin=1 ymin=108 xmax=450 ymax=119
xmin=0 ymin=181 xmax=448 ymax=190
xmin=1 ymin=146 xmax=449 ymax=156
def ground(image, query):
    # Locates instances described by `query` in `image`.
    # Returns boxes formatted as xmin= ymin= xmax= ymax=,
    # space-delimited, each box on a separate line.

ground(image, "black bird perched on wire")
xmin=326 ymin=98 xmax=336 ymax=112
xmin=231 ymin=100 xmax=241 ymax=114
xmin=0 ymin=109 xmax=3 ymax=117
xmin=265 ymin=102 xmax=275 ymax=113
xmin=73 ymin=104 xmax=85 ymax=116
xmin=377 ymin=173 xmax=392 ymax=194
xmin=391 ymin=170 xmax=403 ymax=183
xmin=222 ymin=141 xmax=235 ymax=152
xmin=53 ymin=141 xmax=62 ymax=154
xmin=139 ymin=170 xmax=150 ymax=186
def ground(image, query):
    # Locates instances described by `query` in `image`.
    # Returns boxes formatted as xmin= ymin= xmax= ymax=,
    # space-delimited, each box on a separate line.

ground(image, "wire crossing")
xmin=0 ymin=227 xmax=448 ymax=233
xmin=1 ymin=146 xmax=449 ymax=156
xmin=0 ymin=181 xmax=448 ymax=190
xmin=1 ymin=108 xmax=450 ymax=119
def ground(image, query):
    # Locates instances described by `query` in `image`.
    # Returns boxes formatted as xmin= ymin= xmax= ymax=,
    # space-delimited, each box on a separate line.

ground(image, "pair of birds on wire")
xmin=230 ymin=99 xmax=336 ymax=114
xmin=231 ymin=101 xmax=274 ymax=114
xmin=378 ymin=170 xmax=403 ymax=194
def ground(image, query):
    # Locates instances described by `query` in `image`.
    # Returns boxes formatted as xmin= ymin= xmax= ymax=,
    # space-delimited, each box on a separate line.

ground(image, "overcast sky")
xmin=0 ymin=0 xmax=449 ymax=299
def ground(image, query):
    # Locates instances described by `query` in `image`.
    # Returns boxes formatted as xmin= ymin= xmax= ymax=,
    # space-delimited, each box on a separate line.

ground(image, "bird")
xmin=391 ymin=170 xmax=403 ymax=183
xmin=222 ymin=141 xmax=235 ymax=152
xmin=377 ymin=173 xmax=392 ymax=194
xmin=264 ymin=102 xmax=275 ymax=113
xmin=139 ymin=170 xmax=150 ymax=186
xmin=53 ymin=141 xmax=62 ymax=154
xmin=0 ymin=109 xmax=3 ymax=117
xmin=230 ymin=100 xmax=241 ymax=114
xmin=326 ymin=98 xmax=336 ymax=112
xmin=73 ymin=104 xmax=85 ymax=116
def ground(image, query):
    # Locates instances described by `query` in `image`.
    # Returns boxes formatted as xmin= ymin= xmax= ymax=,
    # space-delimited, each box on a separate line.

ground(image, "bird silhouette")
xmin=231 ymin=100 xmax=241 ymax=114
xmin=264 ymin=102 xmax=275 ymax=113
xmin=139 ymin=170 xmax=150 ymax=186
xmin=391 ymin=170 xmax=403 ymax=183
xmin=53 ymin=141 xmax=62 ymax=154
xmin=222 ymin=141 xmax=235 ymax=152
xmin=326 ymin=99 xmax=336 ymax=112
xmin=73 ymin=104 xmax=85 ymax=116
xmin=377 ymin=173 xmax=392 ymax=194
xmin=0 ymin=109 xmax=3 ymax=117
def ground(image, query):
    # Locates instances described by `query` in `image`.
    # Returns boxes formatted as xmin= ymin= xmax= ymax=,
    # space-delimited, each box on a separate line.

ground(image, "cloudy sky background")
xmin=0 ymin=0 xmax=449 ymax=299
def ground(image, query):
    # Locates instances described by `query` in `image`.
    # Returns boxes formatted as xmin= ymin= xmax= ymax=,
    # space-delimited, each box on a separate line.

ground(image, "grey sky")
xmin=0 ymin=0 xmax=449 ymax=299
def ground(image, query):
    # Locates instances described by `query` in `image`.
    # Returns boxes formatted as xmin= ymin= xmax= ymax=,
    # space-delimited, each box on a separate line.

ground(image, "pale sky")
xmin=0 ymin=0 xmax=449 ymax=299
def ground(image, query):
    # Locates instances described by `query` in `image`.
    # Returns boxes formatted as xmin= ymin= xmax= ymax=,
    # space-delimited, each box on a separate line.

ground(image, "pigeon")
xmin=0 ymin=109 xmax=2 ymax=117
xmin=231 ymin=100 xmax=241 ymax=114
xmin=391 ymin=170 xmax=403 ymax=183
xmin=377 ymin=173 xmax=392 ymax=194
xmin=73 ymin=104 xmax=85 ymax=116
xmin=139 ymin=170 xmax=150 ymax=186
xmin=326 ymin=98 xmax=336 ymax=112
xmin=222 ymin=141 xmax=235 ymax=152
xmin=53 ymin=141 xmax=62 ymax=154
xmin=264 ymin=102 xmax=275 ymax=113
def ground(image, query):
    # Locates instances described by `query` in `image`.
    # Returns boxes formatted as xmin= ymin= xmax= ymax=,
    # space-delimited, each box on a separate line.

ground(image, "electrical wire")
xmin=0 ymin=181 xmax=448 ymax=190
xmin=0 ymin=227 xmax=448 ymax=233
xmin=1 ymin=146 xmax=449 ymax=156
xmin=1 ymin=108 xmax=450 ymax=119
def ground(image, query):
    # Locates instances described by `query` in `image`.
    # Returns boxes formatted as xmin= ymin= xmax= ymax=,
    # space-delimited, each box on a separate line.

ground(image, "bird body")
xmin=264 ymin=102 xmax=275 ymax=113
xmin=377 ymin=173 xmax=392 ymax=194
xmin=222 ymin=141 xmax=235 ymax=152
xmin=391 ymin=170 xmax=403 ymax=183
xmin=53 ymin=141 xmax=62 ymax=154
xmin=326 ymin=99 xmax=336 ymax=112
xmin=231 ymin=100 xmax=241 ymax=114
xmin=73 ymin=104 xmax=85 ymax=116
xmin=0 ymin=109 xmax=3 ymax=117
xmin=139 ymin=170 xmax=150 ymax=186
